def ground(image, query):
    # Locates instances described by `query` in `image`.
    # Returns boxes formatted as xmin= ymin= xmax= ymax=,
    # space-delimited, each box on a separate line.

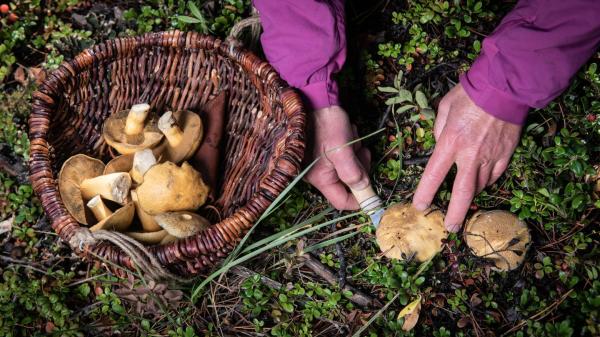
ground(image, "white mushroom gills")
xmin=80 ymin=172 xmax=132 ymax=204
xmin=157 ymin=111 xmax=184 ymax=147
xmin=124 ymin=103 xmax=151 ymax=136
xmin=86 ymin=195 xmax=113 ymax=221
xmin=130 ymin=149 xmax=156 ymax=184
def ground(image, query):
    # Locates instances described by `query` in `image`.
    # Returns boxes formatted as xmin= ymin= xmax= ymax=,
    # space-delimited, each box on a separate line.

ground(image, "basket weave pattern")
xmin=29 ymin=30 xmax=305 ymax=276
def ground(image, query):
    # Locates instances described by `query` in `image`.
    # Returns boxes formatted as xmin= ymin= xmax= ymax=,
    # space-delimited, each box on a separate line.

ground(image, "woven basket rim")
xmin=28 ymin=30 xmax=306 ymax=276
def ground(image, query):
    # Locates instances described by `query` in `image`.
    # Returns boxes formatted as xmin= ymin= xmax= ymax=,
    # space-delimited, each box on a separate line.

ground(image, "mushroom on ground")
xmin=156 ymin=110 xmax=203 ymax=164
xmin=464 ymin=210 xmax=531 ymax=271
xmin=103 ymin=103 xmax=163 ymax=154
xmin=136 ymin=162 xmax=209 ymax=215
xmin=375 ymin=203 xmax=447 ymax=262
xmin=125 ymin=229 xmax=168 ymax=244
xmin=58 ymin=154 xmax=105 ymax=224
xmin=154 ymin=211 xmax=210 ymax=238
xmin=131 ymin=190 xmax=161 ymax=232
xmin=87 ymin=196 xmax=135 ymax=232
xmin=79 ymin=172 xmax=131 ymax=205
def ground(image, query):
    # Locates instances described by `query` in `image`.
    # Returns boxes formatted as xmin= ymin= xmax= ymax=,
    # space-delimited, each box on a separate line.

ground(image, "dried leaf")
xmin=398 ymin=295 xmax=421 ymax=331
xmin=163 ymin=289 xmax=183 ymax=301
xmin=457 ymin=316 xmax=471 ymax=328
xmin=0 ymin=215 xmax=14 ymax=235
xmin=14 ymin=66 xmax=27 ymax=86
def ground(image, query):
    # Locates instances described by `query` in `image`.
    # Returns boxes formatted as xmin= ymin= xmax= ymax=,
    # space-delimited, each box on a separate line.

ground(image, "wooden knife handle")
xmin=350 ymin=184 xmax=383 ymax=214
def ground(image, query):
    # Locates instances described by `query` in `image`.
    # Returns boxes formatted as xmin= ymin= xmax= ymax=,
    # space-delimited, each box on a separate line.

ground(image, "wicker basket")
xmin=28 ymin=30 xmax=306 ymax=276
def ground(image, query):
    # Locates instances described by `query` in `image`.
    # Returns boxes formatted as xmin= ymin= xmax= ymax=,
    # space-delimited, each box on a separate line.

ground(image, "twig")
xmin=501 ymin=289 xmax=574 ymax=335
xmin=302 ymin=253 xmax=382 ymax=309
xmin=230 ymin=265 xmax=285 ymax=290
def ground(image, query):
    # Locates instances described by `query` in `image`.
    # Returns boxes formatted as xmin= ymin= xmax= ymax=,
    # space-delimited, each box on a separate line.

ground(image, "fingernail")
xmin=445 ymin=222 xmax=460 ymax=233
xmin=414 ymin=202 xmax=428 ymax=211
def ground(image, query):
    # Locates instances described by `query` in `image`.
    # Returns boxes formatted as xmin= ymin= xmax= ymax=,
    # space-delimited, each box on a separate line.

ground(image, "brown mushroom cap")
xmin=156 ymin=110 xmax=203 ymax=164
xmin=464 ymin=210 xmax=531 ymax=271
xmin=104 ymin=154 xmax=134 ymax=175
xmin=136 ymin=162 xmax=209 ymax=215
xmin=154 ymin=211 xmax=210 ymax=238
xmin=89 ymin=201 xmax=135 ymax=232
xmin=58 ymin=154 xmax=105 ymax=224
xmin=103 ymin=106 xmax=163 ymax=155
xmin=376 ymin=203 xmax=447 ymax=262
xmin=160 ymin=234 xmax=177 ymax=245
xmin=125 ymin=229 xmax=168 ymax=244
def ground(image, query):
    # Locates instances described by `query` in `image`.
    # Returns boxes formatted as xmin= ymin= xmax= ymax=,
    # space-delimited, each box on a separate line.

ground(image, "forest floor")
xmin=0 ymin=1 xmax=599 ymax=336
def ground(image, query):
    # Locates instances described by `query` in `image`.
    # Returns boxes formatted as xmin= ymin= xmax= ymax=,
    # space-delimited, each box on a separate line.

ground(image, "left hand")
xmin=412 ymin=84 xmax=523 ymax=232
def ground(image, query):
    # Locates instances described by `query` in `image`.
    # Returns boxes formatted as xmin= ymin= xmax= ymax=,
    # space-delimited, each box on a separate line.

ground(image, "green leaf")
xmin=188 ymin=1 xmax=203 ymax=20
xmin=398 ymin=89 xmax=413 ymax=103
xmin=396 ymin=104 xmax=415 ymax=114
xmin=420 ymin=108 xmax=436 ymax=120
xmin=378 ymin=86 xmax=399 ymax=93
xmin=177 ymin=15 xmax=202 ymax=24
xmin=415 ymin=91 xmax=429 ymax=109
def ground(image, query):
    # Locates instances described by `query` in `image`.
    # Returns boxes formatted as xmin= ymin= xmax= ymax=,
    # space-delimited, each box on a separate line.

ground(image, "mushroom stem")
xmin=130 ymin=149 xmax=156 ymax=184
xmin=131 ymin=190 xmax=161 ymax=232
xmin=80 ymin=172 xmax=132 ymax=204
xmin=124 ymin=103 xmax=151 ymax=136
xmin=86 ymin=195 xmax=113 ymax=221
xmin=158 ymin=111 xmax=184 ymax=147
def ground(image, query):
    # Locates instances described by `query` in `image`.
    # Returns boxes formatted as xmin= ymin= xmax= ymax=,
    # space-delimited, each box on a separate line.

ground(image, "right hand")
xmin=305 ymin=105 xmax=371 ymax=210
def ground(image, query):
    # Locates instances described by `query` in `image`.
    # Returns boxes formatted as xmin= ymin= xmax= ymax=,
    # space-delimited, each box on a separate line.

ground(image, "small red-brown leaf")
xmin=14 ymin=66 xmax=27 ymax=86
xmin=457 ymin=316 xmax=471 ymax=328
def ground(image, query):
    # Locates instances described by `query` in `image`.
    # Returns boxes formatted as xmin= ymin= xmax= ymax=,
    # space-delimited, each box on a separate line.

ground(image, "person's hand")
xmin=305 ymin=105 xmax=371 ymax=210
xmin=412 ymin=84 xmax=522 ymax=232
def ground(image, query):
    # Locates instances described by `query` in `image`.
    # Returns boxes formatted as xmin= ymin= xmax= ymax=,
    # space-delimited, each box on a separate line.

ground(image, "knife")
xmin=350 ymin=184 xmax=385 ymax=228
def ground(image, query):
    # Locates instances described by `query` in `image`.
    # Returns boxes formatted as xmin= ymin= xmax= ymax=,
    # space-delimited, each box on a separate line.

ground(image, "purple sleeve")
xmin=460 ymin=0 xmax=600 ymax=124
xmin=253 ymin=0 xmax=346 ymax=110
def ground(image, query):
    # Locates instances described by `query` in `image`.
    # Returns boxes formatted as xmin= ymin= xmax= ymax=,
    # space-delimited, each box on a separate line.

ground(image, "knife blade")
xmin=350 ymin=185 xmax=385 ymax=228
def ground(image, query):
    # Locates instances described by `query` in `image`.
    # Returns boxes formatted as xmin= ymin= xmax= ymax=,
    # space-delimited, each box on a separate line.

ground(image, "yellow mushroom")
xmin=79 ymin=172 xmax=131 ymax=205
xmin=464 ymin=210 xmax=531 ymax=271
xmin=87 ymin=196 xmax=135 ymax=232
xmin=136 ymin=162 xmax=209 ymax=215
xmin=131 ymin=190 xmax=161 ymax=232
xmin=375 ymin=203 xmax=447 ymax=262
xmin=58 ymin=154 xmax=105 ymax=225
xmin=154 ymin=211 xmax=210 ymax=238
xmin=104 ymin=153 xmax=134 ymax=175
xmin=155 ymin=110 xmax=203 ymax=164
xmin=125 ymin=229 xmax=169 ymax=245
xmin=103 ymin=104 xmax=164 ymax=155
xmin=130 ymin=149 xmax=157 ymax=184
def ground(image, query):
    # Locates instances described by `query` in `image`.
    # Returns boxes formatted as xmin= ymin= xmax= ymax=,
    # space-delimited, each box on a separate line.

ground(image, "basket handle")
xmin=226 ymin=7 xmax=262 ymax=52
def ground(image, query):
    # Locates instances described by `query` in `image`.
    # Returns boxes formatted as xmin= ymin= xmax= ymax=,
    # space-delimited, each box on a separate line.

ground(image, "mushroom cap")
xmin=376 ymin=203 xmax=447 ymax=262
xmin=103 ymin=109 xmax=164 ymax=155
xmin=464 ymin=210 xmax=531 ymax=271
xmin=154 ymin=211 xmax=210 ymax=238
xmin=136 ymin=162 xmax=210 ymax=215
xmin=156 ymin=110 xmax=203 ymax=164
xmin=104 ymin=154 xmax=134 ymax=175
xmin=89 ymin=202 xmax=135 ymax=232
xmin=125 ymin=229 xmax=168 ymax=244
xmin=160 ymin=234 xmax=177 ymax=245
xmin=58 ymin=154 xmax=105 ymax=224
